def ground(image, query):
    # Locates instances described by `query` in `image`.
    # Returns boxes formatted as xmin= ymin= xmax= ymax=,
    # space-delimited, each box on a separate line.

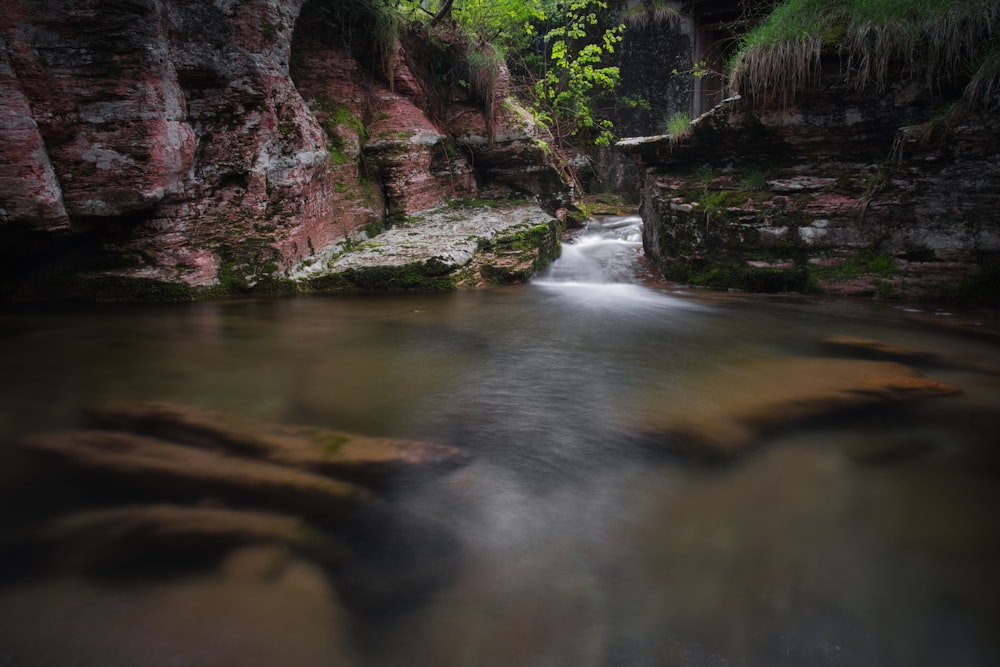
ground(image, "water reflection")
xmin=0 ymin=218 xmax=998 ymax=666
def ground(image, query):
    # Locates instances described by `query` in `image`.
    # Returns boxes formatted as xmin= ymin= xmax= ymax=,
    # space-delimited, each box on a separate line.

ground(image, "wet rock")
xmin=36 ymin=504 xmax=346 ymax=570
xmin=820 ymin=335 xmax=940 ymax=363
xmin=0 ymin=558 xmax=360 ymax=667
xmin=635 ymin=357 xmax=961 ymax=460
xmin=363 ymin=61 xmax=451 ymax=217
xmin=10 ymin=405 xmax=466 ymax=626
xmin=840 ymin=434 xmax=937 ymax=465
xmin=87 ymin=401 xmax=466 ymax=484
xmin=18 ymin=430 xmax=372 ymax=521
xmin=219 ymin=544 xmax=297 ymax=582
xmin=309 ymin=204 xmax=562 ymax=290
xmin=821 ymin=334 xmax=1000 ymax=375
xmin=903 ymin=311 xmax=1000 ymax=341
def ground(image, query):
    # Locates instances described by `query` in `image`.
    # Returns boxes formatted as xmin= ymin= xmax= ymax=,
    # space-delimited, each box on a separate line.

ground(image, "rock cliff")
xmin=622 ymin=54 xmax=1000 ymax=302
xmin=0 ymin=0 xmax=569 ymax=301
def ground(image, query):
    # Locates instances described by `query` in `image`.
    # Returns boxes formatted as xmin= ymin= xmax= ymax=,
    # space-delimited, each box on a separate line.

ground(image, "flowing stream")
xmin=1 ymin=216 xmax=999 ymax=666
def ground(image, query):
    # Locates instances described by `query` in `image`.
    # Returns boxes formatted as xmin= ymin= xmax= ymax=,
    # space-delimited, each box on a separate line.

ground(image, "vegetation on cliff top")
xmin=729 ymin=0 xmax=1000 ymax=108
xmin=386 ymin=0 xmax=626 ymax=154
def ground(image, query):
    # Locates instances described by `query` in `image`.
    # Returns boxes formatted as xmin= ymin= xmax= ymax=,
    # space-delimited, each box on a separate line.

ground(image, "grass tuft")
xmin=965 ymin=44 xmax=1000 ymax=109
xmin=729 ymin=0 xmax=1000 ymax=108
xmin=623 ymin=1 xmax=681 ymax=31
xmin=740 ymin=167 xmax=770 ymax=191
xmin=693 ymin=163 xmax=715 ymax=182
xmin=664 ymin=111 xmax=692 ymax=145
xmin=461 ymin=44 xmax=504 ymax=140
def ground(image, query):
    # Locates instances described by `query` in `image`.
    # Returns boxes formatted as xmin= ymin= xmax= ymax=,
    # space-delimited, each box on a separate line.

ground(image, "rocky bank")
xmin=620 ymin=53 xmax=1000 ymax=302
xmin=0 ymin=0 xmax=571 ymax=301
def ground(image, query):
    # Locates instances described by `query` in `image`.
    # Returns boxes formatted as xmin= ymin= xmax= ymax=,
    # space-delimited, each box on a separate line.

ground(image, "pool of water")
xmin=1 ymin=217 xmax=998 ymax=666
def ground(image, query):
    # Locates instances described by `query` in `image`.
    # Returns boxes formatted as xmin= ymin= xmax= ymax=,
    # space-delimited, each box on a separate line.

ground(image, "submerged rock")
xmin=840 ymin=434 xmax=937 ymax=465
xmin=821 ymin=335 xmax=1000 ymax=376
xmin=819 ymin=335 xmax=939 ymax=363
xmin=902 ymin=311 xmax=1000 ymax=341
xmin=11 ymin=404 xmax=468 ymax=615
xmin=86 ymin=401 xmax=466 ymax=484
xmin=634 ymin=357 xmax=961 ymax=460
xmin=36 ymin=504 xmax=346 ymax=570
xmin=19 ymin=430 xmax=372 ymax=521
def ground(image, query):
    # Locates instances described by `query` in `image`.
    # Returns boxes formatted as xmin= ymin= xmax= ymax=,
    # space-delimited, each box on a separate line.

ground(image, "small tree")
xmin=533 ymin=0 xmax=624 ymax=150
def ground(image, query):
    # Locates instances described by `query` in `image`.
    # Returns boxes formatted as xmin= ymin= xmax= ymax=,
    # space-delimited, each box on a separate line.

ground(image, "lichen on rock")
xmin=302 ymin=203 xmax=564 ymax=291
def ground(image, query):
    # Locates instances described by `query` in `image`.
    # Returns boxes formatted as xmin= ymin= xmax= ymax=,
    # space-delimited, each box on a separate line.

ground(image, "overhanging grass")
xmin=623 ymin=1 xmax=681 ymax=31
xmin=965 ymin=43 xmax=1000 ymax=109
xmin=729 ymin=0 xmax=1000 ymax=108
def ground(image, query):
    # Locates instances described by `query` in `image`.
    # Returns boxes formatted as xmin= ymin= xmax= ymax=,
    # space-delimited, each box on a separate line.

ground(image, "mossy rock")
xmin=314 ymin=204 xmax=562 ymax=292
xmin=664 ymin=258 xmax=813 ymax=293
xmin=86 ymin=275 xmax=196 ymax=303
xmin=323 ymin=263 xmax=457 ymax=292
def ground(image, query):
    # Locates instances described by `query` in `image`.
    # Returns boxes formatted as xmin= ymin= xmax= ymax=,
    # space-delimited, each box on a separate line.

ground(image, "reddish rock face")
xmin=0 ymin=0 xmax=568 ymax=298
xmin=0 ymin=0 xmax=323 ymax=289
xmin=0 ymin=37 xmax=70 ymax=231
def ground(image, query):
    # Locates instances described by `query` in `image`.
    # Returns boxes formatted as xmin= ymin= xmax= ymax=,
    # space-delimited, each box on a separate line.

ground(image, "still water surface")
xmin=1 ymin=217 xmax=999 ymax=666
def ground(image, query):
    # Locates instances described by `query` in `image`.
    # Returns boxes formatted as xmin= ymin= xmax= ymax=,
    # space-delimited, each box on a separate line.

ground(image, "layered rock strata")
xmin=621 ymin=58 xmax=1000 ymax=302
xmin=0 ymin=0 xmax=569 ymax=301
xmin=302 ymin=203 xmax=564 ymax=291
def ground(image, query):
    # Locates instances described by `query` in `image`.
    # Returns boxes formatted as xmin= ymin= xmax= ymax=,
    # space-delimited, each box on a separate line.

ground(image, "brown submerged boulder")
xmin=821 ymin=335 xmax=1000 ymax=376
xmin=36 ymin=504 xmax=347 ymax=570
xmin=819 ymin=335 xmax=940 ymax=364
xmin=18 ymin=430 xmax=373 ymax=521
xmin=635 ymin=357 xmax=961 ymax=460
xmin=86 ymin=401 xmax=467 ymax=484
xmin=12 ymin=405 xmax=468 ymax=599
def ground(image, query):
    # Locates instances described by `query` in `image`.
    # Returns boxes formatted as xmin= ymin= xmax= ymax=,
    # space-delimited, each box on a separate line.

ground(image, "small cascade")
xmin=533 ymin=214 xmax=700 ymax=310
xmin=537 ymin=215 xmax=646 ymax=285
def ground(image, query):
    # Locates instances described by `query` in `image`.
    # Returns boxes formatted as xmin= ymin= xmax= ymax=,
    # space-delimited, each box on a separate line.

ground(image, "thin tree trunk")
xmin=430 ymin=0 xmax=454 ymax=25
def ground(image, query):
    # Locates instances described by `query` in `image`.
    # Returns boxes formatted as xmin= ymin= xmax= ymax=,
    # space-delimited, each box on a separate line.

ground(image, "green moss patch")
xmin=214 ymin=240 xmax=297 ymax=297
xmin=665 ymin=258 xmax=813 ymax=293
xmin=86 ymin=276 xmax=196 ymax=303
xmin=311 ymin=263 xmax=457 ymax=292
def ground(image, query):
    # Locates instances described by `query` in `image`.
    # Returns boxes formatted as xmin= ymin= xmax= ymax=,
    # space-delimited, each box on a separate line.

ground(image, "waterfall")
xmin=536 ymin=215 xmax=645 ymax=285
xmin=533 ymin=215 xmax=699 ymax=311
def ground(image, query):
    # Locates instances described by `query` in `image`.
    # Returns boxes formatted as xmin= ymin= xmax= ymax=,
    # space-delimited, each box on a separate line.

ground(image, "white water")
xmin=537 ymin=215 xmax=646 ymax=285
xmin=535 ymin=215 xmax=703 ymax=313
